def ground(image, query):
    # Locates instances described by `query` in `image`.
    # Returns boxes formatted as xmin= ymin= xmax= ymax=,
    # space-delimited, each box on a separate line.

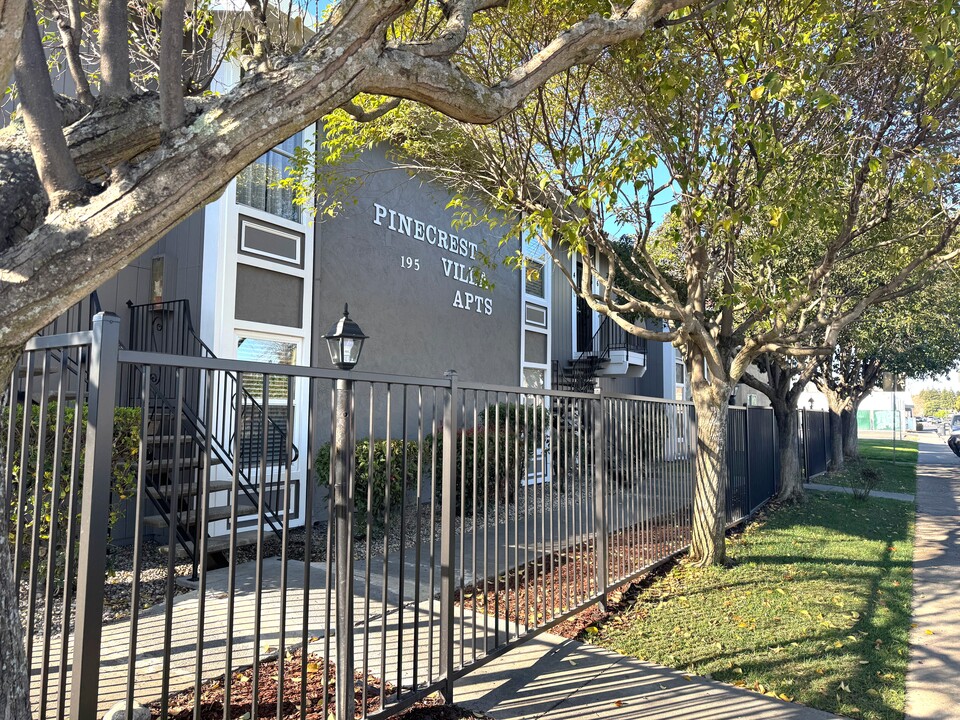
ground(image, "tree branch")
xmin=42 ymin=0 xmax=94 ymax=107
xmin=341 ymin=97 xmax=402 ymax=122
xmin=14 ymin=0 xmax=92 ymax=208
xmin=99 ymin=0 xmax=131 ymax=97
xmin=160 ymin=0 xmax=187 ymax=132
xmin=368 ymin=0 xmax=696 ymax=124
xmin=0 ymin=0 xmax=26 ymax=85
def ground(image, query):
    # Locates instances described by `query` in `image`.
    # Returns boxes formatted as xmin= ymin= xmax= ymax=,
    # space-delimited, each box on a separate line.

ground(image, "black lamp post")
xmin=808 ymin=397 xmax=815 ymax=411
xmin=323 ymin=303 xmax=367 ymax=370
xmin=322 ymin=304 xmax=366 ymax=720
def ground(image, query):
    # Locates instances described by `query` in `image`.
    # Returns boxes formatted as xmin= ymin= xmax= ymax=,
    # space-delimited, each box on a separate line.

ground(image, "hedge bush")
xmin=4 ymin=402 xmax=141 ymax=578
xmin=314 ymin=438 xmax=421 ymax=521
xmin=315 ymin=403 xmax=549 ymax=522
xmin=428 ymin=401 xmax=548 ymax=509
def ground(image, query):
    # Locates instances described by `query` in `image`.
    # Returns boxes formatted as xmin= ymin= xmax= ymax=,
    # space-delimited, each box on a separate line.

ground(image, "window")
xmin=236 ymin=337 xmax=298 ymax=465
xmin=523 ymin=367 xmax=545 ymax=389
xmin=525 ymin=302 xmax=547 ymax=328
xmin=747 ymin=393 xmax=759 ymax=407
xmin=236 ymin=132 xmax=303 ymax=223
xmin=525 ymin=259 xmax=545 ymax=298
xmin=675 ymin=360 xmax=685 ymax=385
xmin=524 ymin=331 xmax=548 ymax=364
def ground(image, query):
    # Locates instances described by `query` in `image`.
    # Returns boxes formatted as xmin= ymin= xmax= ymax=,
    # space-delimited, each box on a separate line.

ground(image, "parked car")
xmin=948 ymin=414 xmax=960 ymax=457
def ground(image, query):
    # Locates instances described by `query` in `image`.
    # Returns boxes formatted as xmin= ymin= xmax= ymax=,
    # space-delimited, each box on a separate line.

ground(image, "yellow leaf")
xmin=585 ymin=626 xmax=599 ymax=635
xmin=613 ymin=700 xmax=625 ymax=707
xmin=925 ymin=629 xmax=935 ymax=635
xmin=779 ymin=693 xmax=794 ymax=701
xmin=750 ymin=86 xmax=766 ymax=100
xmin=306 ymin=662 xmax=320 ymax=673
xmin=682 ymin=675 xmax=693 ymax=682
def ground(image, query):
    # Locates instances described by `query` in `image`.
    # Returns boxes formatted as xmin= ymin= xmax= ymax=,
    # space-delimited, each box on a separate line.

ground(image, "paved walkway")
xmin=905 ymin=434 xmax=960 ymax=720
xmin=804 ymin=482 xmax=915 ymax=502
xmin=456 ymin=633 xmax=839 ymax=720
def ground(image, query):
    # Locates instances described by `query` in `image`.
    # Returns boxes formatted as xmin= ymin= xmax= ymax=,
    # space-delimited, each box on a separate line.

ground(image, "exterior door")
xmin=575 ymin=260 xmax=593 ymax=353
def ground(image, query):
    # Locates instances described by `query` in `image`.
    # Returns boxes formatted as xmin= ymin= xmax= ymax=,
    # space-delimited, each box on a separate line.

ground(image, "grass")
xmin=858 ymin=439 xmax=919 ymax=468
xmin=815 ymin=439 xmax=918 ymax=495
xmin=591 ymin=492 xmax=915 ymax=720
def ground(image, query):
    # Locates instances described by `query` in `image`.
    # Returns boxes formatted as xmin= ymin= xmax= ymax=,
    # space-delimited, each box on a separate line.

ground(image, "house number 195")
xmin=401 ymin=256 xmax=420 ymax=271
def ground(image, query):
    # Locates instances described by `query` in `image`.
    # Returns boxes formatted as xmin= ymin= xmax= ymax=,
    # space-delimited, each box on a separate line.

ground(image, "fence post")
xmin=333 ymin=375 xmax=356 ymax=720
xmin=439 ymin=370 xmax=458 ymax=702
xmin=593 ymin=387 xmax=608 ymax=609
xmin=743 ymin=409 xmax=752 ymax=513
xmin=70 ymin=312 xmax=121 ymax=720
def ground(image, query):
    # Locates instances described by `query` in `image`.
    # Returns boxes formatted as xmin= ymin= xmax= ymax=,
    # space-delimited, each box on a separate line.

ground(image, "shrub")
xmin=314 ymin=438 xmax=421 ymax=521
xmin=4 ymin=402 xmax=141 ymax=579
xmin=428 ymin=402 xmax=548 ymax=509
xmin=849 ymin=460 xmax=882 ymax=500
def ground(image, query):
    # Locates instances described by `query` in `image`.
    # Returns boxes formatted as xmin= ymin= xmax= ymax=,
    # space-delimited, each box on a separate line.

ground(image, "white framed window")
xmin=524 ymin=258 xmax=546 ymax=298
xmin=236 ymin=335 xmax=299 ymax=466
xmin=525 ymin=302 xmax=547 ymax=328
xmin=239 ymin=217 xmax=303 ymax=266
xmin=236 ymin=131 xmax=303 ymax=222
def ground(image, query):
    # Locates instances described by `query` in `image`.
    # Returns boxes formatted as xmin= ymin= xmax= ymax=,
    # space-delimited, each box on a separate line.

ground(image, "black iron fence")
xmin=801 ymin=408 xmax=832 ymax=478
xmin=5 ymin=315 xmax=828 ymax=720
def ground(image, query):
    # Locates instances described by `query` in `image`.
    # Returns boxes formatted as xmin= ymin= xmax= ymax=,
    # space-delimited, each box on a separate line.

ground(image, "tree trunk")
xmin=828 ymin=409 xmax=844 ymax=471
xmin=0 ymin=353 xmax=31 ymax=720
xmin=774 ymin=403 xmax=803 ymax=502
xmin=843 ymin=404 xmax=860 ymax=459
xmin=690 ymin=384 xmax=729 ymax=567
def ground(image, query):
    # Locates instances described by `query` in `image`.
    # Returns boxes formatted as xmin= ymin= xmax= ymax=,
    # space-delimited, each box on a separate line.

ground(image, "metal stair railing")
xmin=126 ymin=300 xmax=295 ymax=558
xmin=558 ymin=316 xmax=648 ymax=392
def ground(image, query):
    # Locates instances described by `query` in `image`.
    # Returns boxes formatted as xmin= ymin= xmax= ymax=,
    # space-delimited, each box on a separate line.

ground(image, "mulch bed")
xmin=147 ymin=650 xmax=493 ymax=719
xmin=457 ymin=519 xmax=690 ymax=640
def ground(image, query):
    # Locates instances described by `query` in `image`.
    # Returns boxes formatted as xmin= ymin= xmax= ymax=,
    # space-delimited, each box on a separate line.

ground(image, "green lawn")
xmin=815 ymin=439 xmax=918 ymax=495
xmin=591 ymin=492 xmax=915 ymax=720
xmin=858 ymin=439 xmax=919 ymax=467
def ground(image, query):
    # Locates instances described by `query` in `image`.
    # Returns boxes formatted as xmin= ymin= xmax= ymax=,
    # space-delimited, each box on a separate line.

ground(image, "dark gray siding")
xmin=550 ymin=260 xmax=574 ymax=366
xmin=91 ymin=210 xmax=205 ymax=334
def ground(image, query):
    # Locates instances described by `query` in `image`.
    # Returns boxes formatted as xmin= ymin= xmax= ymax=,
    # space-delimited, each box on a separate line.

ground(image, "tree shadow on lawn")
xmin=712 ymin=494 xmax=912 ymax=719
xmin=597 ymin=493 xmax=915 ymax=720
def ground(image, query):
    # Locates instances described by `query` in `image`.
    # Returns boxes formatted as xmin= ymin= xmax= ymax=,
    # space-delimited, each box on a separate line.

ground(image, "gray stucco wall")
xmin=312 ymin=147 xmax=522 ymax=385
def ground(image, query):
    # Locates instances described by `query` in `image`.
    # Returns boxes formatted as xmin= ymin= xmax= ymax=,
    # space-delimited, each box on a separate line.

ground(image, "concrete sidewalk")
xmin=905 ymin=434 xmax=960 ymax=720
xmin=804 ymin=482 xmax=915 ymax=502
xmin=456 ymin=633 xmax=839 ymax=720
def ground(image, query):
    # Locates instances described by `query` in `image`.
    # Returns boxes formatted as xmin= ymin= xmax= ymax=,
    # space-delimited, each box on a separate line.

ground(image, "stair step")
xmin=143 ymin=503 xmax=258 ymax=529
xmin=17 ymin=364 xmax=62 ymax=378
xmin=146 ymin=480 xmax=234 ymax=500
xmin=164 ymin=528 xmax=261 ymax=559
xmin=145 ymin=434 xmax=197 ymax=445
xmin=145 ymin=456 xmax=223 ymax=471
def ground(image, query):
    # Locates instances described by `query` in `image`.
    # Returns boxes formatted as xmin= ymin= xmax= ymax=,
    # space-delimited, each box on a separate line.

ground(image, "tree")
xmin=740 ymin=354 xmax=819 ymax=500
xmin=0 ymin=0 xmax=704 ymax=714
xmin=742 ymin=205 xmax=960 ymax=486
xmin=914 ymin=388 xmax=960 ymax=417
xmin=816 ymin=270 xmax=960 ymax=459
xmin=322 ymin=0 xmax=960 ymax=565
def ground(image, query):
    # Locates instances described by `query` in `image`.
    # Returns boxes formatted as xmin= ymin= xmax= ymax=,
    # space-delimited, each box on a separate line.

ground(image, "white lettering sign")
xmin=373 ymin=202 xmax=495 ymax=316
